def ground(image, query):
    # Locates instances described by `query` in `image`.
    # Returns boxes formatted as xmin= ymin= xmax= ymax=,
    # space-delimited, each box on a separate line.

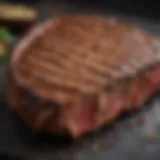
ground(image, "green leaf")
xmin=0 ymin=50 xmax=7 ymax=59
xmin=0 ymin=27 xmax=15 ymax=44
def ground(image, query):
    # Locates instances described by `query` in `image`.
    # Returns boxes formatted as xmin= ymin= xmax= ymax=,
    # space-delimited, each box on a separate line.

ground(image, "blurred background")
xmin=0 ymin=0 xmax=159 ymax=19
xmin=0 ymin=0 xmax=159 ymax=35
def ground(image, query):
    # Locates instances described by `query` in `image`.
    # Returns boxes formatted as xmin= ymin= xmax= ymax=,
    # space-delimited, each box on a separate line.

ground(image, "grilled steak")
xmin=6 ymin=15 xmax=160 ymax=138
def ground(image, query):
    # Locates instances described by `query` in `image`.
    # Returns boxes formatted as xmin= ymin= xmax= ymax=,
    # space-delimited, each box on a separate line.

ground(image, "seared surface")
xmin=8 ymin=15 xmax=160 ymax=137
xmin=12 ymin=16 xmax=160 ymax=100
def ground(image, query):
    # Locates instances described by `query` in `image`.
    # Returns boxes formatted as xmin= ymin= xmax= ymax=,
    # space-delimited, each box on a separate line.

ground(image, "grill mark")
xmin=25 ymin=48 xmax=123 ymax=86
xmin=42 ymin=29 xmax=127 ymax=64
xmin=30 ymin=50 xmax=67 ymax=69
xmin=28 ymin=56 xmax=110 ymax=87
xmin=29 ymin=41 xmax=158 ymax=82
xmin=21 ymin=52 xmax=121 ymax=90
xmin=17 ymin=60 xmax=78 ymax=89
xmin=14 ymin=16 xmax=160 ymax=98
xmin=32 ymin=48 xmax=80 ymax=71
xmin=26 ymin=58 xmax=108 ymax=91
xmin=32 ymin=51 xmax=127 ymax=86
xmin=30 ymin=68 xmax=80 ymax=89
xmin=19 ymin=39 xmax=159 ymax=90
xmin=37 ymin=21 xmax=131 ymax=61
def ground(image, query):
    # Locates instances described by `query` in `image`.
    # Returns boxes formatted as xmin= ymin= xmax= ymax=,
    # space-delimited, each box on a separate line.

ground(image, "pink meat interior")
xmin=60 ymin=67 xmax=160 ymax=137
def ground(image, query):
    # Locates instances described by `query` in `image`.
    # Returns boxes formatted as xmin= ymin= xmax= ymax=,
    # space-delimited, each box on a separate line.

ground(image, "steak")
xmin=6 ymin=15 xmax=160 ymax=138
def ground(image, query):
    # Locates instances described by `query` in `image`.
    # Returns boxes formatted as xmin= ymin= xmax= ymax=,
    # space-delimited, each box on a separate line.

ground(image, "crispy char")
xmin=8 ymin=15 xmax=160 ymax=137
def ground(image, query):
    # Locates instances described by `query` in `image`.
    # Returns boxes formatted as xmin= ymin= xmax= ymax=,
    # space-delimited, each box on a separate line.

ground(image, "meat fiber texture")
xmin=6 ymin=15 xmax=160 ymax=138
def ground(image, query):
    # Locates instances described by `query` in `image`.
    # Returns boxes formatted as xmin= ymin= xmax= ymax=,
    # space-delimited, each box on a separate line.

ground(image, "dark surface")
xmin=0 ymin=1 xmax=160 ymax=160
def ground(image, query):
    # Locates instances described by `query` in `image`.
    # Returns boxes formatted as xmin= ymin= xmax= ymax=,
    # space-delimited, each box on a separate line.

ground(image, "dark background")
xmin=3 ymin=0 xmax=160 ymax=19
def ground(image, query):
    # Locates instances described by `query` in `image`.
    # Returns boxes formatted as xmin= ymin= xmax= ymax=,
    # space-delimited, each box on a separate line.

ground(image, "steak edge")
xmin=6 ymin=15 xmax=160 ymax=138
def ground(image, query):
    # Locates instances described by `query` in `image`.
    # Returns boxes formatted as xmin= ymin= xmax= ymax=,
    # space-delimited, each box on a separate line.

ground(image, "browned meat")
xmin=6 ymin=15 xmax=160 ymax=138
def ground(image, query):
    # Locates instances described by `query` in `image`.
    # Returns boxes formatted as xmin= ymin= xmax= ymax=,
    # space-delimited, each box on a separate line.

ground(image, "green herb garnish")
xmin=0 ymin=27 xmax=15 ymax=60
xmin=0 ymin=27 xmax=15 ymax=44
xmin=0 ymin=50 xmax=7 ymax=59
